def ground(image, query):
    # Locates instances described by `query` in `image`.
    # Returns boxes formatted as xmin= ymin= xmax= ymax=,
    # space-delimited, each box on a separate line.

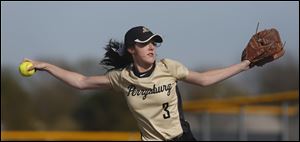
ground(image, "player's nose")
xmin=148 ymin=43 xmax=155 ymax=51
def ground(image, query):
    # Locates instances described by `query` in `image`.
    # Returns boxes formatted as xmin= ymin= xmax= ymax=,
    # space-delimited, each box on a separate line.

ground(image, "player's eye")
xmin=152 ymin=42 xmax=161 ymax=47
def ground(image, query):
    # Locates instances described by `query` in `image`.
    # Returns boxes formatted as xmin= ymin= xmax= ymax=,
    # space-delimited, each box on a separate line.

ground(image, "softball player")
xmin=26 ymin=26 xmax=250 ymax=141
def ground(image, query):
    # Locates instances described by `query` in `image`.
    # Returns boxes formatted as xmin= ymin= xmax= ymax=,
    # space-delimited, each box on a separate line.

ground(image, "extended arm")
xmin=24 ymin=58 xmax=111 ymax=90
xmin=183 ymin=60 xmax=250 ymax=87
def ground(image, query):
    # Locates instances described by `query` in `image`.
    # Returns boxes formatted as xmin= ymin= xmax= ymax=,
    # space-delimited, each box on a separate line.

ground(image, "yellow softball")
xmin=19 ymin=61 xmax=36 ymax=77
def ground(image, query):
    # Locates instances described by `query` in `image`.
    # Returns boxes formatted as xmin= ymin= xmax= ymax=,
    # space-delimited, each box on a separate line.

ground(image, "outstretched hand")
xmin=22 ymin=58 xmax=48 ymax=71
xmin=241 ymin=28 xmax=285 ymax=68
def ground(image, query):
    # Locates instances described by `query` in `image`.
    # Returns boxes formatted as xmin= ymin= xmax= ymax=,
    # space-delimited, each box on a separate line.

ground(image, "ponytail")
xmin=100 ymin=39 xmax=133 ymax=72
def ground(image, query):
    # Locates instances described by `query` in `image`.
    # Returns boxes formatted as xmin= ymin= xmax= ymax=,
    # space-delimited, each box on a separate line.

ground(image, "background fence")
xmin=1 ymin=90 xmax=298 ymax=141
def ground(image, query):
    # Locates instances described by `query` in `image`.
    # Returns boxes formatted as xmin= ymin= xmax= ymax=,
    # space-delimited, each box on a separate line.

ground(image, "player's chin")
xmin=144 ymin=57 xmax=156 ymax=64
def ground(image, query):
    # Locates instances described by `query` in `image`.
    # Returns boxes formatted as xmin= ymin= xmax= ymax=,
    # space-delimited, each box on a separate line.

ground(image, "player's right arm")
xmin=24 ymin=58 xmax=111 ymax=90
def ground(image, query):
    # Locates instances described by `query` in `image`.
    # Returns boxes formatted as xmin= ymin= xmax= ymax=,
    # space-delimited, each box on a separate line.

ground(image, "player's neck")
xmin=133 ymin=62 xmax=154 ymax=73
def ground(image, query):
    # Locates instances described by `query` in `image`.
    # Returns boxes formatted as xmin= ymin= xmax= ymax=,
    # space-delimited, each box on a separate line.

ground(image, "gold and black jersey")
xmin=107 ymin=58 xmax=189 ymax=141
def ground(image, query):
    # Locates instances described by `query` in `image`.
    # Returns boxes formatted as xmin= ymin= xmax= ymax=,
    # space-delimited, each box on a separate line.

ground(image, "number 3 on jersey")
xmin=162 ymin=102 xmax=170 ymax=119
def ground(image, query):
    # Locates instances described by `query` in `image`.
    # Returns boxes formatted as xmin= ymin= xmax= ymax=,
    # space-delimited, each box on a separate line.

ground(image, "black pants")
xmin=169 ymin=131 xmax=197 ymax=141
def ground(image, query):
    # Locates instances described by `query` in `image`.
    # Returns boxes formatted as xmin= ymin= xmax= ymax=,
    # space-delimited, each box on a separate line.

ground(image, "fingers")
xmin=22 ymin=58 xmax=36 ymax=71
xmin=22 ymin=58 xmax=33 ymax=64
xmin=28 ymin=65 xmax=35 ymax=71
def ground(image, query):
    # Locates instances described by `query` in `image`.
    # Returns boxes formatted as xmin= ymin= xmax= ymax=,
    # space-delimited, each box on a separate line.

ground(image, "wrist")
xmin=43 ymin=63 xmax=52 ymax=71
xmin=243 ymin=60 xmax=251 ymax=66
xmin=241 ymin=60 xmax=251 ymax=71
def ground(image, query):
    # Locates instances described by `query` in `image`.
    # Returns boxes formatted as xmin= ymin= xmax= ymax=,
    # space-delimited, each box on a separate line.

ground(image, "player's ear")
xmin=127 ymin=47 xmax=135 ymax=54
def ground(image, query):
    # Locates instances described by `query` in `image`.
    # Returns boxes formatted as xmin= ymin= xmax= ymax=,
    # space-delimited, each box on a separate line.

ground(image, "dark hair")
xmin=100 ymin=39 xmax=133 ymax=72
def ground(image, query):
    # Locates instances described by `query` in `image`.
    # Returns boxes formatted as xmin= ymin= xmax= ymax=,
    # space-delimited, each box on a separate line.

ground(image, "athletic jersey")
xmin=106 ymin=58 xmax=189 ymax=141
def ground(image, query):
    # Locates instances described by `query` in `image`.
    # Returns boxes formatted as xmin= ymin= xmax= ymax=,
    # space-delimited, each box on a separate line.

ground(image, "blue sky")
xmin=1 ymin=1 xmax=299 ymax=70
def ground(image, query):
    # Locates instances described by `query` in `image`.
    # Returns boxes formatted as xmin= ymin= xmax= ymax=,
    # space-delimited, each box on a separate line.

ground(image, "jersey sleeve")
xmin=106 ymin=69 xmax=122 ymax=92
xmin=161 ymin=58 xmax=189 ymax=80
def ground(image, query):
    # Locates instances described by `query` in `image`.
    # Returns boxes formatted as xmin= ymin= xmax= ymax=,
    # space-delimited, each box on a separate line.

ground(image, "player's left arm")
xmin=183 ymin=60 xmax=250 ymax=87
